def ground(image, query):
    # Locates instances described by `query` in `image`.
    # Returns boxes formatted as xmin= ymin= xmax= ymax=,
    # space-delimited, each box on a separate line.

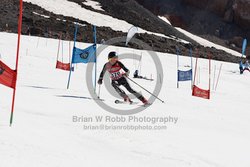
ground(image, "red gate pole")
xmin=10 ymin=0 xmax=23 ymax=126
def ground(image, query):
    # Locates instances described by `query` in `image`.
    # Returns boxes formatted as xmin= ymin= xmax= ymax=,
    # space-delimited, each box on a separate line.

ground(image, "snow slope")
xmin=158 ymin=16 xmax=243 ymax=57
xmin=176 ymin=27 xmax=243 ymax=57
xmin=83 ymin=0 xmax=104 ymax=11
xmin=1 ymin=32 xmax=250 ymax=167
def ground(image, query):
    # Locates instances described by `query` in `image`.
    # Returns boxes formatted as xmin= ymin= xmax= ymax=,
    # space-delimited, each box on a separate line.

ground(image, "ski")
xmin=94 ymin=98 xmax=105 ymax=101
xmin=143 ymin=103 xmax=152 ymax=107
xmin=114 ymin=99 xmax=138 ymax=105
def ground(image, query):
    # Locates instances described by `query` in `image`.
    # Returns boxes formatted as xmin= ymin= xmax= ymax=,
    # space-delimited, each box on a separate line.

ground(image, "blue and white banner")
xmin=72 ymin=44 xmax=96 ymax=64
xmin=67 ymin=24 xmax=97 ymax=89
xmin=178 ymin=69 xmax=192 ymax=81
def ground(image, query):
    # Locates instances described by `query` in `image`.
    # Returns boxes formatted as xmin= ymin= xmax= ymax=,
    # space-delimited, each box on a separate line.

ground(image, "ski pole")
xmin=125 ymin=76 xmax=165 ymax=103
xmin=215 ymin=63 xmax=223 ymax=91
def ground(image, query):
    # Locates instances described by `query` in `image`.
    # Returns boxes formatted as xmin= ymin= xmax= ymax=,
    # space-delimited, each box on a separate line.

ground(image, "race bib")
xmin=111 ymin=71 xmax=122 ymax=80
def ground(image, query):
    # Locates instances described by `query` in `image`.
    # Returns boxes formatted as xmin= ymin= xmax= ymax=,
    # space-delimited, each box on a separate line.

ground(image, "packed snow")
xmin=158 ymin=16 xmax=243 ymax=57
xmin=158 ymin=16 xmax=172 ymax=25
xmin=32 ymin=12 xmax=50 ymax=19
xmin=83 ymin=0 xmax=104 ymax=12
xmin=0 ymin=32 xmax=250 ymax=167
xmin=176 ymin=27 xmax=243 ymax=57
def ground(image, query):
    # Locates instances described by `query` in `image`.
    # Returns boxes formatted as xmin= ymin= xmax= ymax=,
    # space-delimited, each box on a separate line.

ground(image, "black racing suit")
xmin=99 ymin=61 xmax=145 ymax=101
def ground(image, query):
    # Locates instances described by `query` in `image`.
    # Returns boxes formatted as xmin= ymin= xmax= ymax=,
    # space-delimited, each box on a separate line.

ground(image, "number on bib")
xmin=111 ymin=71 xmax=121 ymax=79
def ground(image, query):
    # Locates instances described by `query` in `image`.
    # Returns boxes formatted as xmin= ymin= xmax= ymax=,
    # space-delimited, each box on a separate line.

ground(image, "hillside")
xmin=136 ymin=0 xmax=250 ymax=56
xmin=0 ymin=0 xmax=246 ymax=63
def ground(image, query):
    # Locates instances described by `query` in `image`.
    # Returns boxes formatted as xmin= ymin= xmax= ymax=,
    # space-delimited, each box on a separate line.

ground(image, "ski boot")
xmin=141 ymin=97 xmax=151 ymax=106
xmin=124 ymin=96 xmax=133 ymax=104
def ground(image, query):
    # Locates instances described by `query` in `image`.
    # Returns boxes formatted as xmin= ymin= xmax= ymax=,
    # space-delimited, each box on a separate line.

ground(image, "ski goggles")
xmin=108 ymin=56 xmax=118 ymax=61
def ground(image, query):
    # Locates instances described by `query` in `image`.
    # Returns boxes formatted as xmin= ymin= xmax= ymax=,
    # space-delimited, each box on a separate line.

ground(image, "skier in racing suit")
xmin=97 ymin=51 xmax=148 ymax=104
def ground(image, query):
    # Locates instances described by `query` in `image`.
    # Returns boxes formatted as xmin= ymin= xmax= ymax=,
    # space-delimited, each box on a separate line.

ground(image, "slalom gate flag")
xmin=242 ymin=39 xmax=247 ymax=56
xmin=67 ymin=25 xmax=97 ymax=90
xmin=192 ymin=51 xmax=211 ymax=100
xmin=0 ymin=61 xmax=17 ymax=89
xmin=56 ymin=61 xmax=71 ymax=71
xmin=126 ymin=26 xmax=138 ymax=46
xmin=178 ymin=69 xmax=192 ymax=81
xmin=176 ymin=47 xmax=193 ymax=88
xmin=72 ymin=44 xmax=96 ymax=64
xmin=192 ymin=85 xmax=210 ymax=99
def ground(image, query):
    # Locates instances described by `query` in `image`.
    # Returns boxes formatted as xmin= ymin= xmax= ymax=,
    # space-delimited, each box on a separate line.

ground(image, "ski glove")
xmin=124 ymin=70 xmax=130 ymax=77
xmin=98 ymin=79 xmax=103 ymax=85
